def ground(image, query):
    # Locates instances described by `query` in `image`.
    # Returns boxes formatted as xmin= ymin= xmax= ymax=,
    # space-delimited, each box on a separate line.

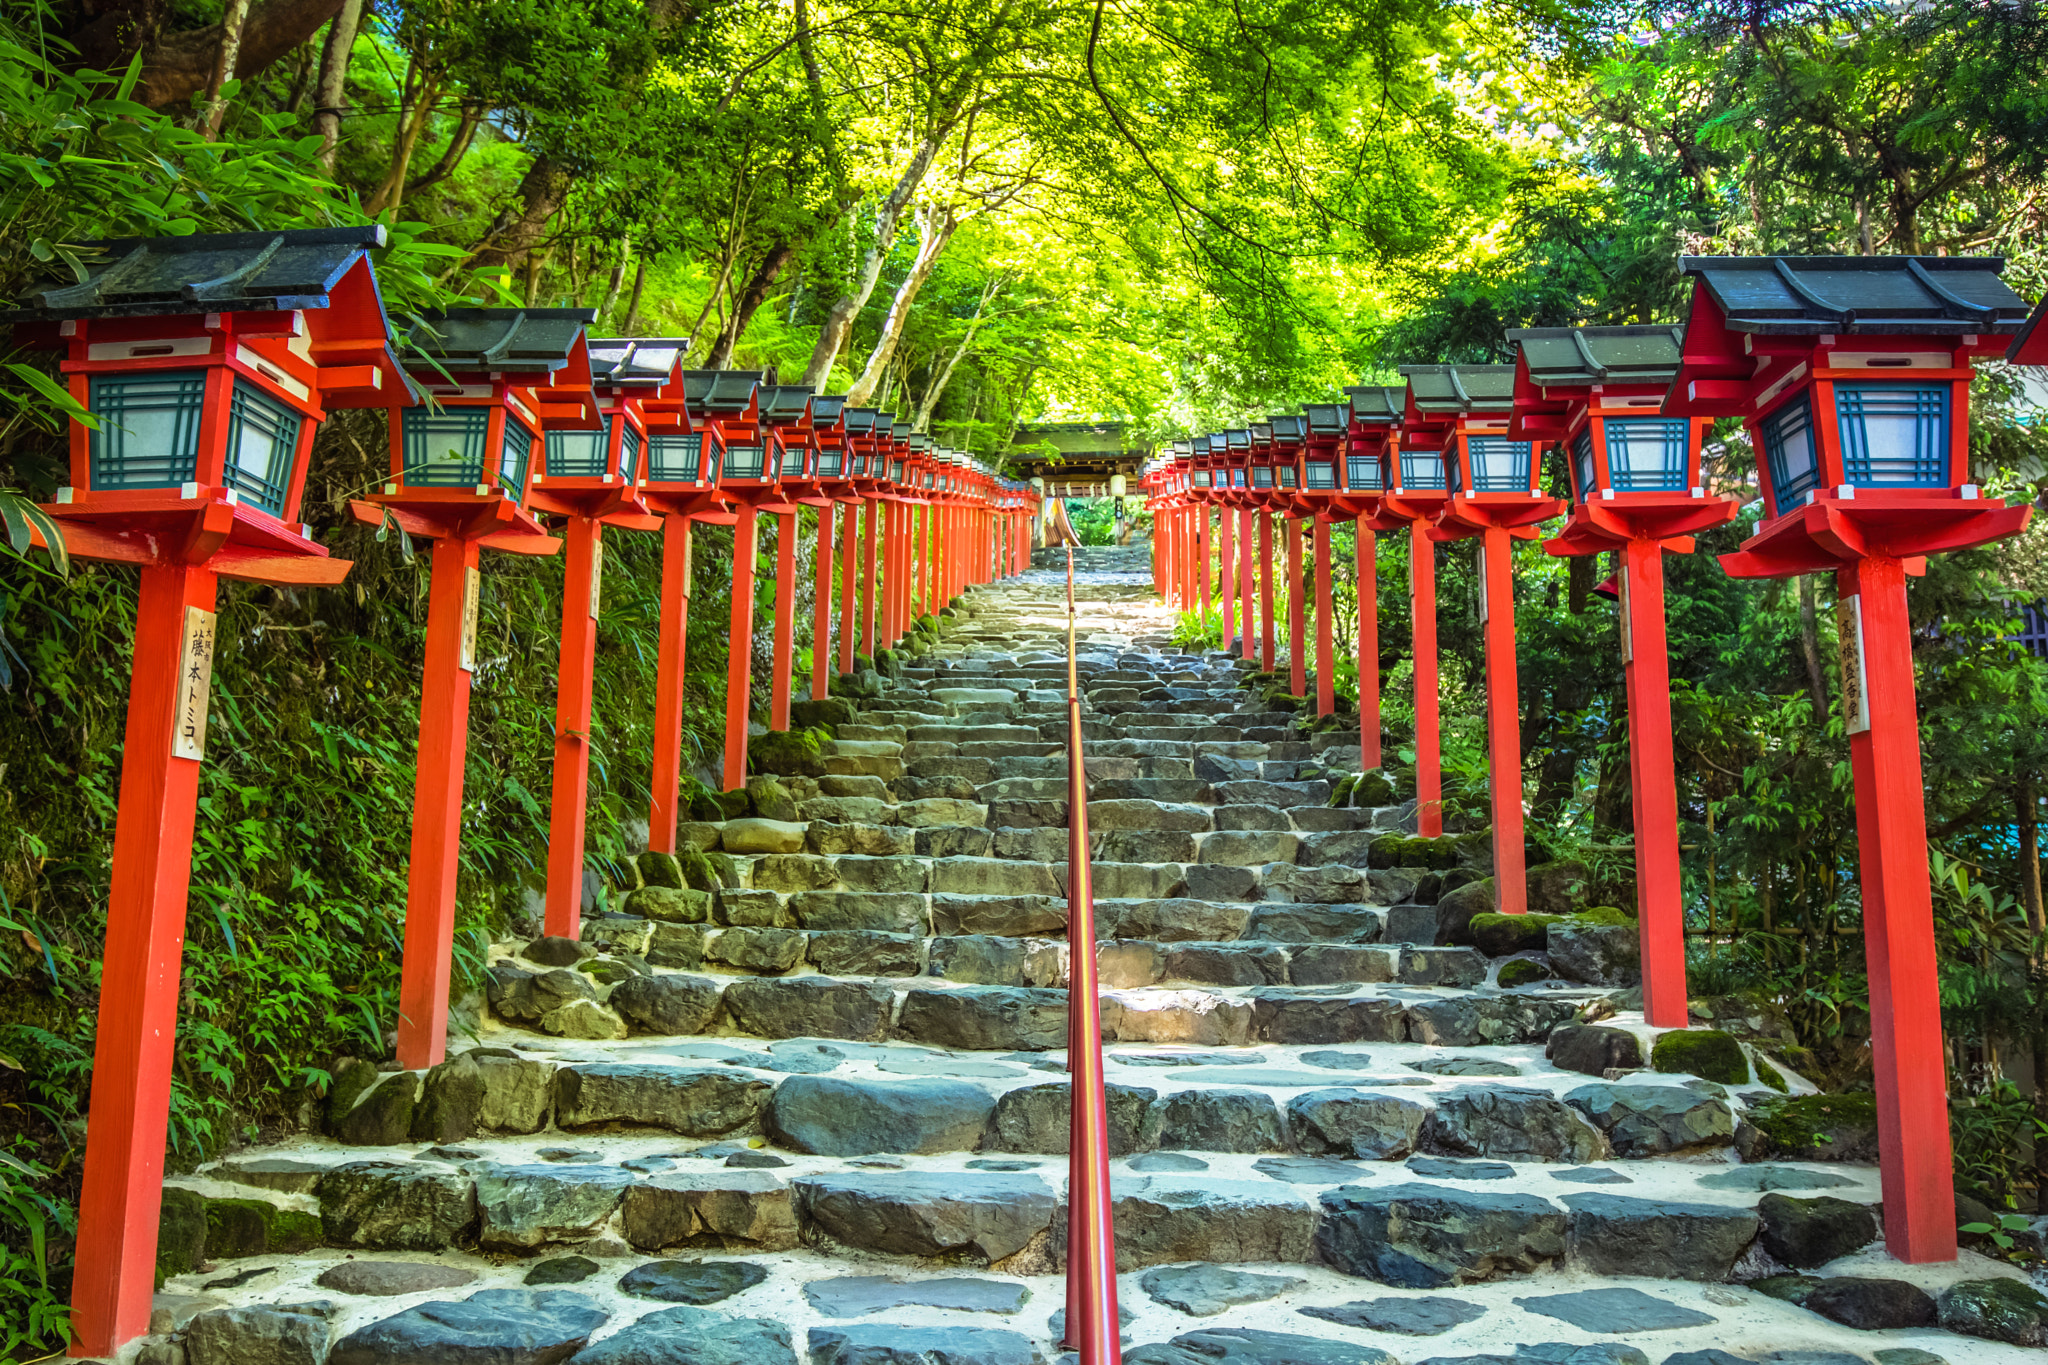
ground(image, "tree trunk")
xmin=404 ymin=100 xmax=484 ymax=200
xmin=620 ymin=258 xmax=648 ymax=333
xmin=197 ymin=0 xmax=252 ymax=138
xmin=73 ymin=0 xmax=343 ymax=111
xmin=474 ymin=154 xmax=573 ymax=268
xmin=913 ymin=274 xmax=1000 ymax=428
xmin=798 ymin=133 xmax=947 ymax=391
xmin=312 ymin=0 xmax=360 ymax=171
xmin=598 ymin=235 xmax=632 ymax=331
xmin=365 ymin=67 xmax=439 ymax=216
xmin=706 ymin=241 xmax=796 ymax=369
xmin=1567 ymin=552 xmax=1593 ymax=614
xmin=846 ymin=206 xmax=957 ymax=406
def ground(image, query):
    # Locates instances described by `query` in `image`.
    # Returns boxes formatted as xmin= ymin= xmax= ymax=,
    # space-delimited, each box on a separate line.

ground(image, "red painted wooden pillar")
xmin=1411 ymin=528 xmax=1442 ymax=837
xmin=1621 ymin=539 xmax=1687 ymax=1028
xmin=649 ymin=515 xmax=694 ymax=853
xmin=723 ymin=505 xmax=759 ymax=790
xmin=1287 ymin=517 xmax=1306 ymax=696
xmin=397 ymin=537 xmax=484 ymax=1062
xmin=1843 ymin=554 xmax=1958 ymax=1263
xmin=1239 ymin=508 xmax=1256 ymax=659
xmin=1258 ymin=510 xmax=1276 ymax=669
xmin=1198 ymin=508 xmax=1212 ymax=622
xmin=69 ymin=560 xmax=219 ymax=1360
xmin=812 ymin=504 xmax=835 ymax=705
xmin=770 ymin=510 xmax=798 ymax=730
xmin=544 ymin=515 xmax=604 ymax=938
xmin=838 ymin=503 xmax=859 ymax=674
xmin=860 ymin=498 xmax=878 ymax=658
xmin=1478 ymin=527 xmax=1525 ymax=916
xmin=1357 ymin=522 xmax=1380 ymax=769
xmin=882 ymin=500 xmax=899 ymax=647
xmin=1219 ymin=507 xmax=1235 ymax=648
xmin=1313 ymin=517 xmax=1335 ymax=716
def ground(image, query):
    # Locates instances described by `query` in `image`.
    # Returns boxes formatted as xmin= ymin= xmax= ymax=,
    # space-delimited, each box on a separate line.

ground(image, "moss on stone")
xmin=1568 ymin=905 xmax=1634 ymax=926
xmin=324 ymin=1056 xmax=379 ymax=1130
xmin=1650 ymin=1028 xmax=1750 ymax=1085
xmin=157 ymin=1186 xmax=207 ymax=1286
xmin=1751 ymin=1050 xmax=1790 ymax=1093
xmin=1467 ymin=912 xmax=1562 ymax=957
xmin=748 ymin=728 xmax=826 ymax=778
xmin=1496 ymin=958 xmax=1556 ymax=988
xmin=1749 ymin=1093 xmax=1880 ymax=1154
xmin=204 ymin=1197 xmax=321 ymax=1258
xmin=636 ymin=851 xmax=684 ymax=890
xmin=1329 ymin=774 xmax=1358 ymax=807
xmin=676 ymin=844 xmax=724 ymax=894
xmin=1351 ymin=770 xmax=1397 ymax=807
xmin=688 ymin=791 xmax=728 ymax=822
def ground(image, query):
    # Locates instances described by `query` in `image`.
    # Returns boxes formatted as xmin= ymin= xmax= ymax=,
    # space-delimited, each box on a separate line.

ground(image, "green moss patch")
xmin=1749 ymin=1093 xmax=1880 ymax=1156
xmin=1650 ymin=1028 xmax=1750 ymax=1084
xmin=1467 ymin=912 xmax=1561 ymax=956
xmin=748 ymin=728 xmax=826 ymax=778
xmin=1497 ymin=958 xmax=1556 ymax=988
xmin=204 ymin=1197 xmax=322 ymax=1258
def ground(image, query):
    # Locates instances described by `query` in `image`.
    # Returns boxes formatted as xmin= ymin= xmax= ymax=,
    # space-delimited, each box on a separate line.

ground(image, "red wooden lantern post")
xmin=1302 ymin=405 xmax=1351 ymax=720
xmin=1255 ymin=420 xmax=1310 ymax=696
xmin=1669 ymin=254 xmax=2032 ymax=1262
xmin=760 ymin=386 xmax=841 ymax=728
xmin=1336 ymin=386 xmax=1405 ymax=768
xmin=1514 ymin=326 xmax=1736 ymax=1025
xmin=1195 ymin=438 xmax=1235 ymax=647
xmin=1378 ymin=382 xmax=1458 ymax=837
xmin=5 ymin=226 xmax=412 ymax=1358
xmin=680 ymin=370 xmax=778 ymax=791
xmin=631 ymin=349 xmax=742 ymax=853
xmin=841 ymin=408 xmax=887 ymax=664
xmin=360 ymin=309 xmax=594 ymax=1040
xmin=1408 ymin=364 xmax=1562 ymax=917
xmin=804 ymin=395 xmax=854 ymax=699
xmin=527 ymin=321 xmax=651 ymax=936
xmin=1186 ymin=441 xmax=1219 ymax=634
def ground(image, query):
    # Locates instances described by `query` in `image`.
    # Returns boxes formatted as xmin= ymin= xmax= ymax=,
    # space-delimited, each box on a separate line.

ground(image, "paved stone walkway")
xmin=140 ymin=547 xmax=2043 ymax=1365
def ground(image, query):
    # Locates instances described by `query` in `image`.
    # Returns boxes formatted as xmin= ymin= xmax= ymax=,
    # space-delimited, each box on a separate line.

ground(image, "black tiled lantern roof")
xmin=1679 ymin=256 xmax=2031 ymax=335
xmin=1268 ymin=414 xmax=1308 ymax=442
xmin=588 ymin=337 xmax=688 ymax=385
xmin=890 ymin=420 xmax=912 ymax=441
xmin=1345 ymin=385 xmax=1406 ymax=422
xmin=811 ymin=395 xmax=848 ymax=428
xmin=759 ymin=385 xmax=815 ymax=425
xmin=1400 ymin=364 xmax=1517 ymax=415
xmin=1506 ymin=326 xmax=1684 ymax=385
xmin=681 ymin=370 xmax=763 ymax=415
xmin=396 ymin=308 xmax=596 ymax=372
xmin=842 ymin=407 xmax=882 ymax=436
xmin=10 ymin=225 xmax=391 ymax=317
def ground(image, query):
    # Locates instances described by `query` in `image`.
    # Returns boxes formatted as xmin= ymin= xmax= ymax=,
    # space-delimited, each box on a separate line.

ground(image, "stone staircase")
xmin=138 ymin=549 xmax=2044 ymax=1365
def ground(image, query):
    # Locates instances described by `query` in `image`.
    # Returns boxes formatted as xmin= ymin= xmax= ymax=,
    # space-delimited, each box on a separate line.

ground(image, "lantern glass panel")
xmin=725 ymin=442 xmax=767 ymax=479
xmin=1230 ymin=468 xmax=1246 ymax=488
xmin=1277 ymin=463 xmax=1298 ymax=488
xmin=1345 ymin=453 xmax=1382 ymax=491
xmin=1759 ymin=393 xmax=1820 ymax=511
xmin=402 ymin=406 xmax=491 ymax=486
xmin=648 ymin=432 xmax=706 ymax=483
xmin=1306 ymin=458 xmax=1336 ymax=490
xmin=1252 ymin=465 xmax=1274 ymax=488
xmin=1570 ymin=428 xmax=1595 ymax=501
xmin=1192 ymin=469 xmax=1213 ymax=487
xmin=1604 ymin=417 xmax=1689 ymax=491
xmin=818 ymin=448 xmax=843 ymax=476
xmin=781 ymin=440 xmax=807 ymax=477
xmin=1400 ymin=448 xmax=1447 ymax=490
xmin=892 ymin=459 xmax=907 ymax=481
xmin=222 ymin=378 xmax=302 ymax=516
xmin=1466 ymin=436 xmax=1532 ymax=492
xmin=1836 ymin=383 xmax=1948 ymax=488
xmin=546 ymin=414 xmax=612 ymax=478
xmin=88 ymin=369 xmax=206 ymax=491
xmin=500 ymin=419 xmax=533 ymax=496
xmin=618 ymin=422 xmax=642 ymax=482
